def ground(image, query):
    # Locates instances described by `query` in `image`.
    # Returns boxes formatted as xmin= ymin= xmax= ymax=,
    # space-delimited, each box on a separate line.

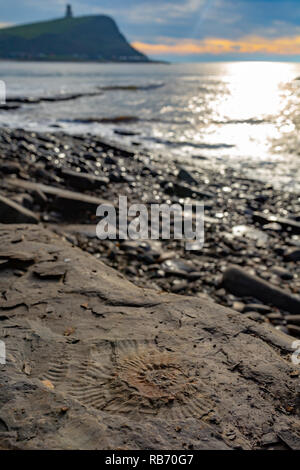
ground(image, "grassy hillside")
xmin=0 ymin=15 xmax=149 ymax=61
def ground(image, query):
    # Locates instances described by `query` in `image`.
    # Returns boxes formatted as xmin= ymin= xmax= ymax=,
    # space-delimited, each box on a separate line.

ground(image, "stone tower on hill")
xmin=65 ymin=4 xmax=73 ymax=18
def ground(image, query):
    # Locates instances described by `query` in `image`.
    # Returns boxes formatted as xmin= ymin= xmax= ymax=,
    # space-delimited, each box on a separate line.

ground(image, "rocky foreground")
xmin=0 ymin=128 xmax=300 ymax=449
xmin=0 ymin=128 xmax=300 ymax=338
xmin=0 ymin=224 xmax=299 ymax=450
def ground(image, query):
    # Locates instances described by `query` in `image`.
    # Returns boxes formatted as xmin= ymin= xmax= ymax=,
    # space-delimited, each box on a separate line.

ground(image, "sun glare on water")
xmin=220 ymin=62 xmax=296 ymax=119
xmin=191 ymin=62 xmax=300 ymax=168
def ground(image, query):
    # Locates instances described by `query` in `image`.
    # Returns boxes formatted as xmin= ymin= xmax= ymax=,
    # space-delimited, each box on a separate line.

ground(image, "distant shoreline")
xmin=0 ymin=58 xmax=169 ymax=64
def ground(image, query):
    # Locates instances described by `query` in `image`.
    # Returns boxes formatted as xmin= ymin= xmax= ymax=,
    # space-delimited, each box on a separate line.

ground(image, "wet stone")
xmin=187 ymin=272 xmax=203 ymax=280
xmin=0 ymin=162 xmax=21 ymax=174
xmin=223 ymin=266 xmax=300 ymax=315
xmin=61 ymin=169 xmax=109 ymax=190
xmin=271 ymin=266 xmax=293 ymax=280
xmin=254 ymin=212 xmax=300 ymax=234
xmin=0 ymin=195 xmax=39 ymax=224
xmin=285 ymin=315 xmax=300 ymax=326
xmin=284 ymin=248 xmax=300 ymax=262
xmin=232 ymin=225 xmax=268 ymax=244
xmin=161 ymin=259 xmax=196 ymax=276
xmin=170 ymin=280 xmax=189 ymax=293
xmin=266 ymin=313 xmax=283 ymax=321
xmin=243 ymin=304 xmax=273 ymax=314
xmin=177 ymin=167 xmax=198 ymax=185
xmin=263 ymin=223 xmax=282 ymax=232
xmin=232 ymin=302 xmax=245 ymax=312
xmin=287 ymin=324 xmax=300 ymax=337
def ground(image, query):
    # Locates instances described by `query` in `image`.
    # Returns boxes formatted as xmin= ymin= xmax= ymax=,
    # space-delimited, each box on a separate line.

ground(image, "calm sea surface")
xmin=0 ymin=61 xmax=300 ymax=192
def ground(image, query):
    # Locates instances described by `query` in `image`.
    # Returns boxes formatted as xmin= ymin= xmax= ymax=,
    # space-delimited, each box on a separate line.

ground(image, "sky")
xmin=1 ymin=0 xmax=300 ymax=61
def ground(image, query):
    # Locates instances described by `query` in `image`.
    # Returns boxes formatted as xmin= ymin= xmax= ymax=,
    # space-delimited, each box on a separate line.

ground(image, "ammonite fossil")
xmin=42 ymin=340 xmax=214 ymax=420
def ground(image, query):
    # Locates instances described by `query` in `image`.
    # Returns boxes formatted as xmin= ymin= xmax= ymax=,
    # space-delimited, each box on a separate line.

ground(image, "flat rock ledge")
xmin=0 ymin=224 xmax=299 ymax=450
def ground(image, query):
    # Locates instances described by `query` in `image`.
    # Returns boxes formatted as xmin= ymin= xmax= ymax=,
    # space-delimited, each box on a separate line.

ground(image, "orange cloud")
xmin=132 ymin=35 xmax=300 ymax=56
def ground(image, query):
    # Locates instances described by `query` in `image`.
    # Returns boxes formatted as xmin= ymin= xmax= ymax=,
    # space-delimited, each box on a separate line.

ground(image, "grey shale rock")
xmin=272 ymin=266 xmax=294 ymax=280
xmin=0 ymin=224 xmax=299 ymax=450
xmin=177 ymin=167 xmax=198 ymax=185
xmin=243 ymin=304 xmax=272 ymax=315
xmin=285 ymin=248 xmax=300 ymax=262
xmin=287 ymin=325 xmax=300 ymax=338
xmin=0 ymin=194 xmax=39 ymax=224
xmin=166 ymin=182 xmax=214 ymax=200
xmin=6 ymin=179 xmax=110 ymax=215
xmin=61 ymin=169 xmax=109 ymax=191
xmin=223 ymin=265 xmax=300 ymax=315
xmin=253 ymin=212 xmax=300 ymax=234
xmin=285 ymin=315 xmax=300 ymax=326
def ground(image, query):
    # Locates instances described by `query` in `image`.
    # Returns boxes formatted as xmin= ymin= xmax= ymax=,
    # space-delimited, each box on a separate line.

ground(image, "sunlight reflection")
xmin=217 ymin=62 xmax=296 ymax=120
xmin=186 ymin=62 xmax=300 ymax=164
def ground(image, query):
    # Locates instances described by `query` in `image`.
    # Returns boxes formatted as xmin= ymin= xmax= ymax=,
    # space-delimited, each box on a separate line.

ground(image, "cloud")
xmin=2 ymin=0 xmax=300 ymax=60
xmin=132 ymin=35 xmax=300 ymax=56
xmin=63 ymin=0 xmax=207 ymax=25
xmin=125 ymin=0 xmax=206 ymax=23
xmin=26 ymin=0 xmax=66 ymax=9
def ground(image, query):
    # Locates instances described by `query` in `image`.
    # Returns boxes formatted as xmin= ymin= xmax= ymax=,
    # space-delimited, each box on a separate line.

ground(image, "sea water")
xmin=0 ymin=60 xmax=300 ymax=192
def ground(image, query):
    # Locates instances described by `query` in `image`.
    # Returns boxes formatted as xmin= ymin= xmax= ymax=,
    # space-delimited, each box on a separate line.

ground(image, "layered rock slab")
xmin=0 ymin=224 xmax=299 ymax=450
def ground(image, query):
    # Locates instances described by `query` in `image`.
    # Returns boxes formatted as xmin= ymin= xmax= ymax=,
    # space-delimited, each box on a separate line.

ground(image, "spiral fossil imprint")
xmin=43 ymin=340 xmax=214 ymax=419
